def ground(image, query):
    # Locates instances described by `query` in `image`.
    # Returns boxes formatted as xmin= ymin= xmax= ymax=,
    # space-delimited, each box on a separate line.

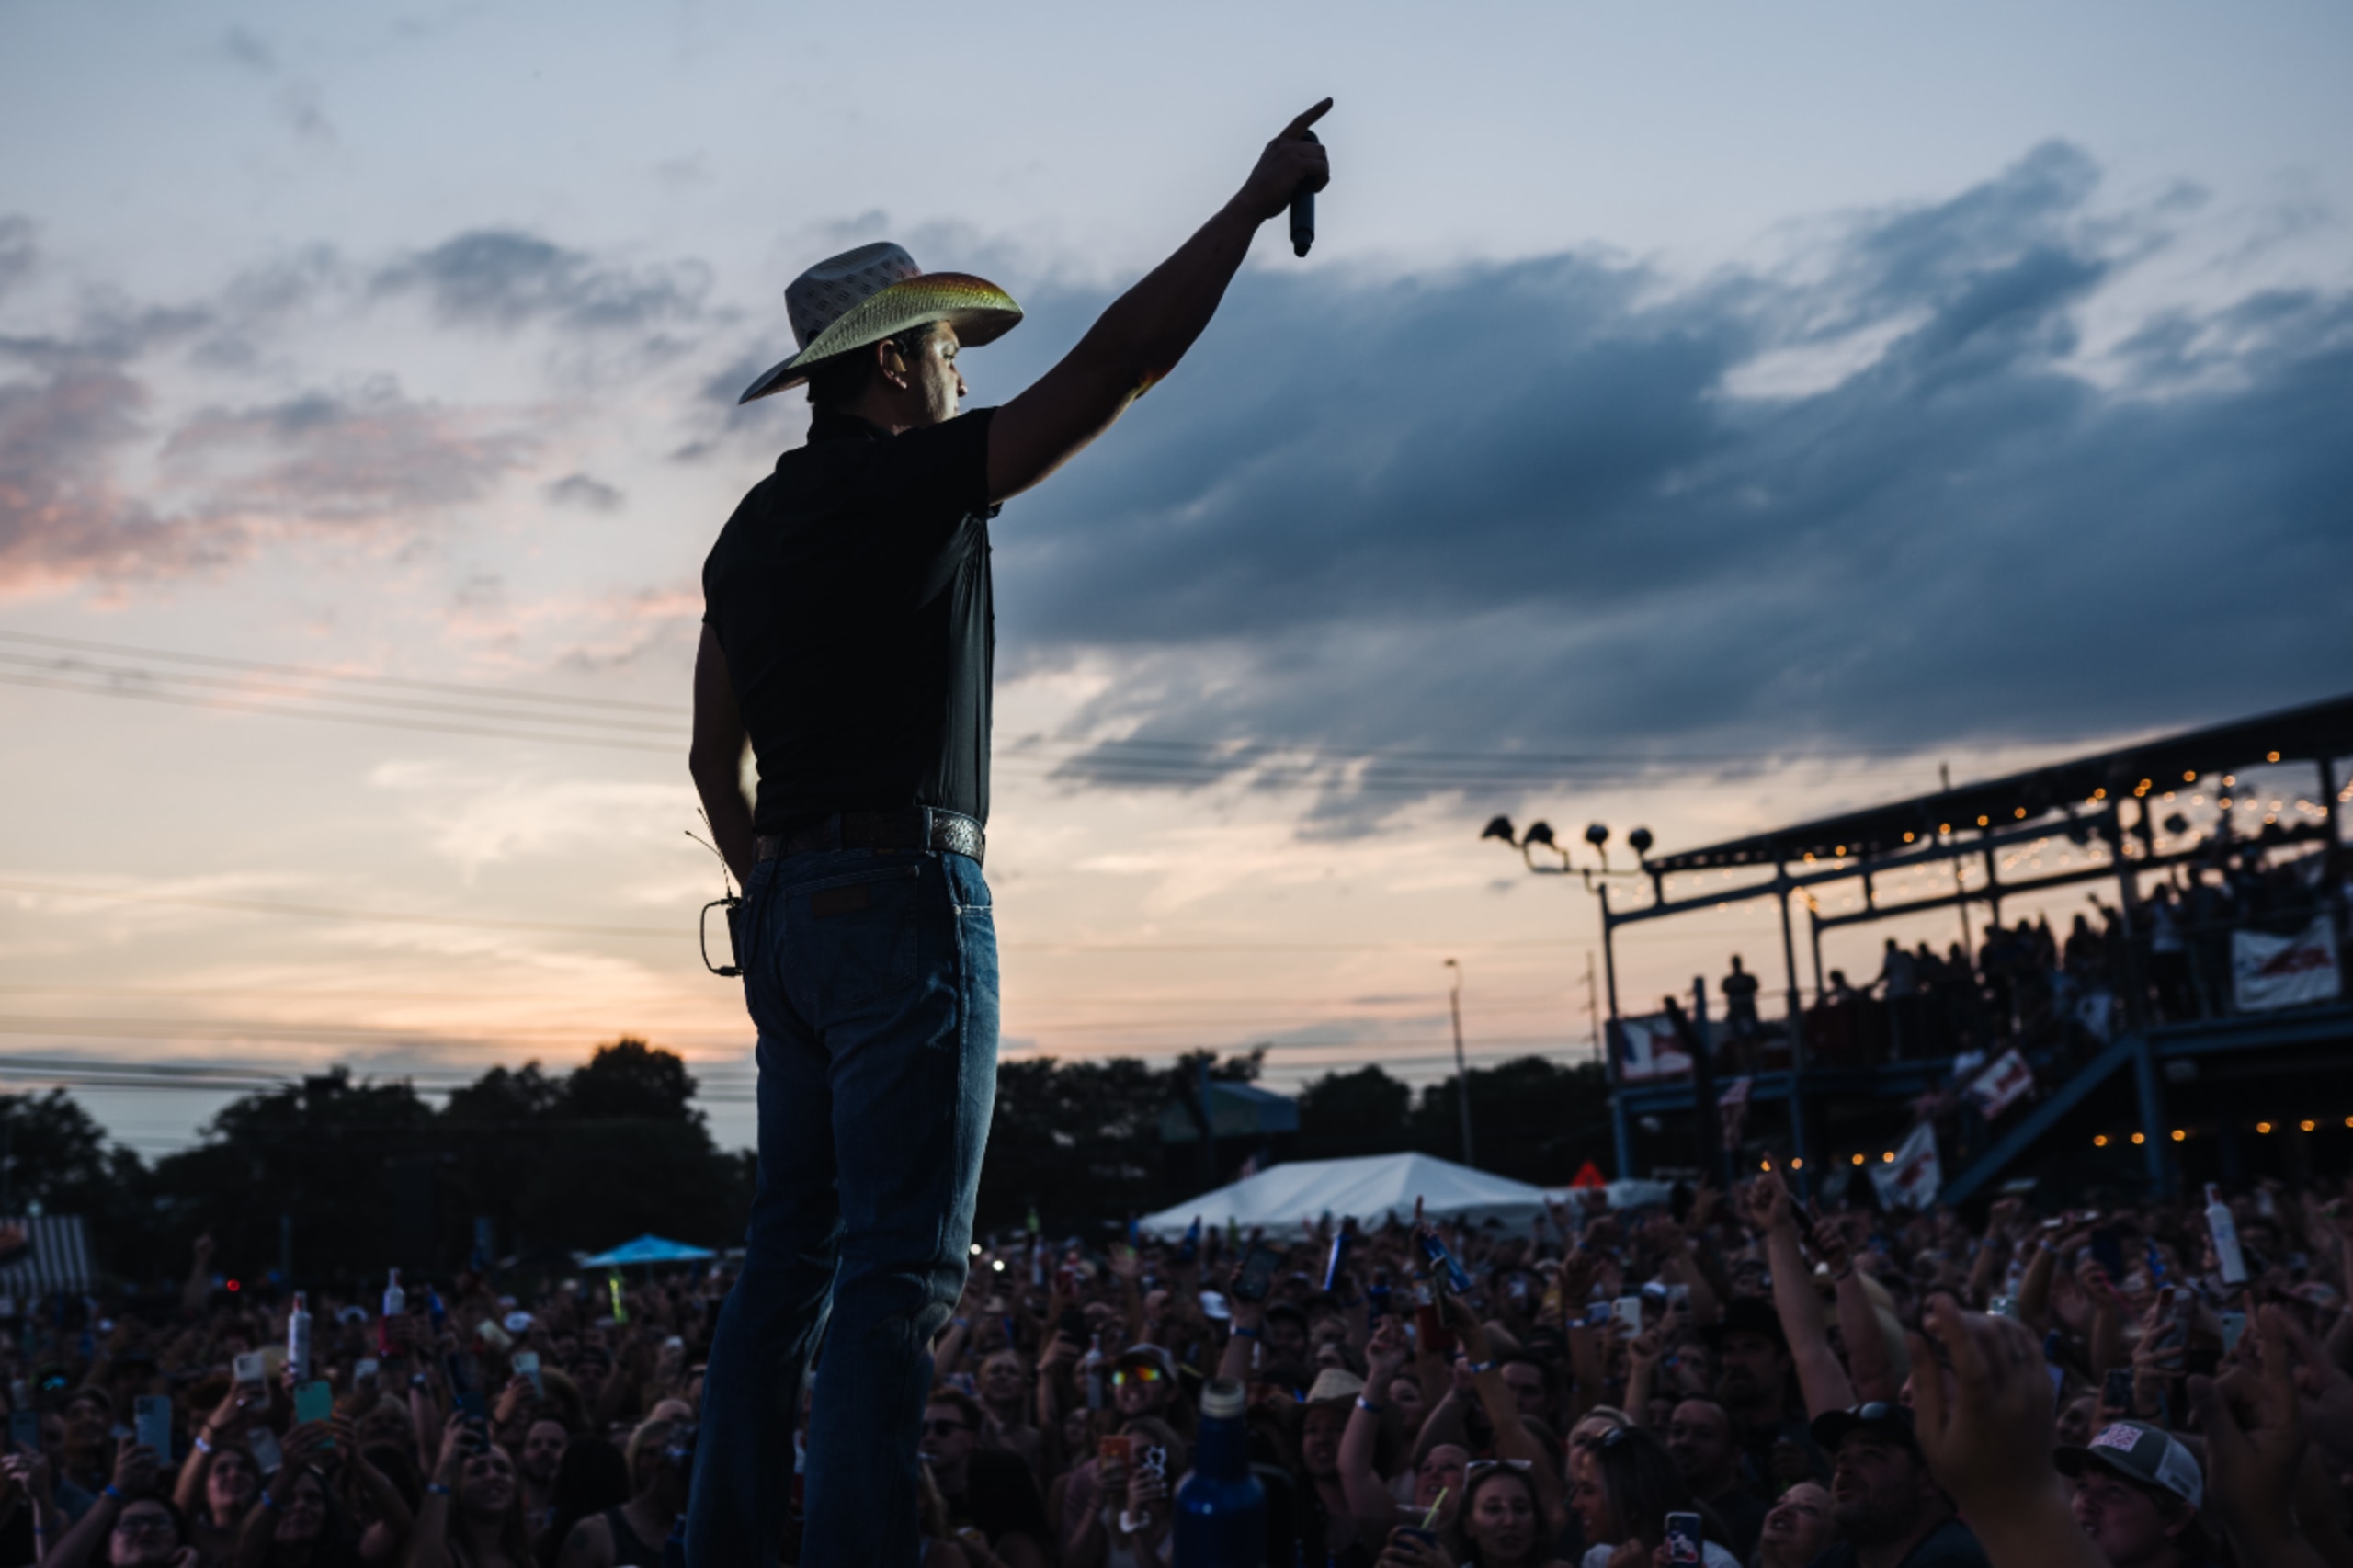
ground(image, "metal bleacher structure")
xmin=1499 ymin=691 xmax=2353 ymax=1209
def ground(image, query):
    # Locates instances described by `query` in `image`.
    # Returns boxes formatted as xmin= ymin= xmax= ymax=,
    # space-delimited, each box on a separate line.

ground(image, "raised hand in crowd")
xmin=2191 ymin=1304 xmax=2335 ymax=1568
xmin=1909 ymin=1292 xmax=2106 ymax=1568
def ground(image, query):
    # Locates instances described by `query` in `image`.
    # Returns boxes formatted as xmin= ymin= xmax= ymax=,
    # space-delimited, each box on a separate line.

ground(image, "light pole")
xmin=1446 ymin=958 xmax=1476 ymax=1168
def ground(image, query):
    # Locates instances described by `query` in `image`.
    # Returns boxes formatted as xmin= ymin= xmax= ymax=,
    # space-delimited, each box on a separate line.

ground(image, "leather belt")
xmin=756 ymin=808 xmax=984 ymax=867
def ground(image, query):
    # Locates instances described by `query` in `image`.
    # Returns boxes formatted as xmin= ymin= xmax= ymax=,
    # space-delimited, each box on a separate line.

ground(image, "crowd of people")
xmin=5 ymin=1166 xmax=2350 ymax=1566
xmin=1708 ymin=846 xmax=2346 ymax=1076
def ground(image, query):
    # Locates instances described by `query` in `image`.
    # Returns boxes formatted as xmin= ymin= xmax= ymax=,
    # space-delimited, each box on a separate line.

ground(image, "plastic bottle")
xmin=379 ymin=1268 xmax=405 ymax=1355
xmin=2206 ymin=1183 xmax=2248 ymax=1286
xmin=286 ymin=1291 xmax=313 ymax=1382
xmin=1175 ymin=1377 xmax=1266 ymax=1566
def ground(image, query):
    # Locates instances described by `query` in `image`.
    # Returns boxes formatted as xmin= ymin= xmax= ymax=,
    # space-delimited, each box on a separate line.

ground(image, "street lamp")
xmin=1445 ymin=958 xmax=1475 ymax=1168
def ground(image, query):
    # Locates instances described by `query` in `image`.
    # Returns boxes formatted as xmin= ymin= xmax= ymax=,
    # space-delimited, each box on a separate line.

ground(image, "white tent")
xmin=1135 ymin=1153 xmax=1548 ymax=1238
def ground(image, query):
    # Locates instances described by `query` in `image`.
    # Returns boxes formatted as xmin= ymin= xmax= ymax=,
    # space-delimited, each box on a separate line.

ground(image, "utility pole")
xmin=1943 ymin=760 xmax=1972 ymax=952
xmin=1584 ymin=950 xmax=1603 ymax=1066
xmin=1446 ymin=959 xmax=1476 ymax=1168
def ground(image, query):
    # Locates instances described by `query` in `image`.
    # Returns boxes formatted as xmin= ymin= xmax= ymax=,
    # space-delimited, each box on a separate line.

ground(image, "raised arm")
xmin=1749 ymin=1170 xmax=1856 ymax=1416
xmin=985 ymin=102 xmax=1331 ymax=502
xmin=1445 ymin=1297 xmax=1567 ymax=1538
xmin=688 ymin=624 xmax=756 ymax=888
xmin=1340 ymin=1321 xmax=1413 ymax=1526
xmin=1813 ymin=1218 xmax=1902 ymax=1403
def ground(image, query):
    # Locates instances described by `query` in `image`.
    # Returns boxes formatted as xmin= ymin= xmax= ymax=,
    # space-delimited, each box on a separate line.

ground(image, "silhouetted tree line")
xmin=7 ymin=1040 xmax=1610 ymax=1288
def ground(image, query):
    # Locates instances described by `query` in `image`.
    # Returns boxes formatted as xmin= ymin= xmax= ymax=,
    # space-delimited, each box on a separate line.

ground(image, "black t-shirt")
xmin=702 ymin=409 xmax=998 ymax=835
xmin=1810 ymin=1517 xmax=1989 ymax=1568
xmin=1705 ymin=1483 xmax=1769 ymax=1563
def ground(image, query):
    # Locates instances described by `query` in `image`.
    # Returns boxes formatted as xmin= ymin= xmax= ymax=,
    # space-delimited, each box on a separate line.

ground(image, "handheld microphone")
xmin=1290 ymin=130 xmax=1319 ymax=257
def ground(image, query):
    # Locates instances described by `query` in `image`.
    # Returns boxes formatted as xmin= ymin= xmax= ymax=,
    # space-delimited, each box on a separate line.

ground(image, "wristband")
xmin=954 ymin=1318 xmax=971 ymax=1329
xmin=426 ymin=1482 xmax=453 ymax=1496
xmin=104 ymin=1483 xmax=125 ymax=1502
xmin=1117 ymin=1508 xmax=1144 ymax=1534
xmin=1355 ymin=1395 xmax=1383 ymax=1414
xmin=1230 ymin=1325 xmax=1260 ymax=1339
xmin=193 ymin=1432 xmax=216 ymax=1454
xmin=259 ymin=1490 xmax=279 ymax=1512
xmin=1464 ymin=1358 xmax=1496 ymax=1374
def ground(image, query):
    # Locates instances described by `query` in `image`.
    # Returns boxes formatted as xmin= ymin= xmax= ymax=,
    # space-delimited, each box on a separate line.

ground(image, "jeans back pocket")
xmin=785 ymin=860 xmax=926 ymax=1017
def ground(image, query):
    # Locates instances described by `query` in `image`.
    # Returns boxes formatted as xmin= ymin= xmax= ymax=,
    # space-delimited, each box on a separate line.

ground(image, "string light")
xmin=2131 ymin=1132 xmax=2146 ymax=1145
xmin=2093 ymin=1134 xmax=2109 ymax=1148
xmin=2256 ymin=1121 xmax=2273 ymax=1134
xmin=1881 ymin=1151 xmax=1894 ymax=1163
xmin=1791 ymin=1157 xmax=1804 ymax=1169
xmin=1851 ymin=1153 xmax=1866 ymax=1166
xmin=2170 ymin=1129 xmax=2187 ymax=1142
xmin=2301 ymin=1120 xmax=2316 ymax=1132
xmin=2266 ymin=750 xmax=2280 ymax=762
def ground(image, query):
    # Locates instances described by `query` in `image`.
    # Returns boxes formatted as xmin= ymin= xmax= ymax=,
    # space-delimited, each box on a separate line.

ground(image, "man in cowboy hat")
xmin=686 ymin=101 xmax=1331 ymax=1567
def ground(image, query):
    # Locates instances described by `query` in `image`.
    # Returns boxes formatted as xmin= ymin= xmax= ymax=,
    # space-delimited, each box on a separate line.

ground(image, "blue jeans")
xmin=686 ymin=846 xmax=998 ymax=1568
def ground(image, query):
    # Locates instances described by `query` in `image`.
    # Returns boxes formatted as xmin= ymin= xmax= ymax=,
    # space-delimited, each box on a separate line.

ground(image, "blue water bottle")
xmin=1175 ymin=1377 xmax=1265 ymax=1566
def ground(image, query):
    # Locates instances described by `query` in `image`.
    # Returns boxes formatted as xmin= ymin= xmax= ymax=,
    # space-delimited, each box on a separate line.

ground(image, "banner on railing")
xmin=1966 ymin=1048 xmax=2036 ymax=1121
xmin=2233 ymin=915 xmax=2342 ymax=1012
xmin=1614 ymin=1014 xmax=1692 ymax=1082
xmin=1870 ymin=1120 xmax=1943 ymax=1210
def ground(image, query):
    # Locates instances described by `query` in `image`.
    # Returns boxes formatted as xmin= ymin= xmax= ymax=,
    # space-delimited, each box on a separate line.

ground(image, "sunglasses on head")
xmin=1111 ymin=1367 xmax=1164 ymax=1385
xmin=1465 ymin=1458 xmax=1533 ymax=1476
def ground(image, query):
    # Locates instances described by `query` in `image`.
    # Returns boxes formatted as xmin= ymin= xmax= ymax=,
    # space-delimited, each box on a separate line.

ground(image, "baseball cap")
xmin=1705 ymin=1296 xmax=1790 ymax=1350
xmin=1113 ymin=1344 xmax=1177 ymax=1382
xmin=1810 ymin=1401 xmax=1918 ymax=1454
xmin=1303 ymin=1368 xmax=1368 ymax=1406
xmin=2056 ymin=1421 xmax=2203 ymax=1512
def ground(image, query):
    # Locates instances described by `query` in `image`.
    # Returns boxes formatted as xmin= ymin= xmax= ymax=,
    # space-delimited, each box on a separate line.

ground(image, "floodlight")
xmin=1628 ymin=827 xmax=1654 ymax=858
xmin=1584 ymin=823 xmax=1609 ymax=848
xmin=1481 ymin=815 xmax=1518 ymax=845
xmin=1523 ymin=821 xmax=1556 ymax=848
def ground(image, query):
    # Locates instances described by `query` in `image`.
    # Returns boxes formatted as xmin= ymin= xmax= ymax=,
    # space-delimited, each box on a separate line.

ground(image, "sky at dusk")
xmin=4 ymin=1 xmax=2350 ymax=1158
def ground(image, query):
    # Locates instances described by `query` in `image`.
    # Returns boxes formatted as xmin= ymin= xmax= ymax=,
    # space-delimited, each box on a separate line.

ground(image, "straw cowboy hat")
xmin=738 ymin=241 xmax=1023 ymax=403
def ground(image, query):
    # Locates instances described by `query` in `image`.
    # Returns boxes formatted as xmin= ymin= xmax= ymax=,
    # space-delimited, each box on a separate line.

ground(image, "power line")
xmin=2 ymin=627 xmax=1961 ymax=791
xmin=0 ymin=874 xmax=1582 ymax=954
xmin=0 ymin=652 xmax=685 ymax=737
xmin=0 ymin=628 xmax=679 ymax=714
xmin=0 ymin=670 xmax=682 ymax=755
xmin=0 ymin=877 xmax=687 ymax=939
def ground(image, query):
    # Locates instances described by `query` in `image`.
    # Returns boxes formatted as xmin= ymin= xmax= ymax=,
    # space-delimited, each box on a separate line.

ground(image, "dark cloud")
xmin=545 ymin=472 xmax=623 ymax=511
xmin=163 ymin=380 xmax=534 ymax=521
xmin=0 ymin=281 xmax=231 ymax=591
xmin=219 ymin=26 xmax=276 ymax=72
xmin=964 ymin=142 xmax=2353 ymax=820
xmin=0 ymin=360 xmax=208 ymax=590
xmin=372 ymin=231 xmax=710 ymax=333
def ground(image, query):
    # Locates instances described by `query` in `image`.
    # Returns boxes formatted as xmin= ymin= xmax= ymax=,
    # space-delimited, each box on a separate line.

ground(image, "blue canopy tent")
xmin=579 ymin=1234 xmax=717 ymax=1268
